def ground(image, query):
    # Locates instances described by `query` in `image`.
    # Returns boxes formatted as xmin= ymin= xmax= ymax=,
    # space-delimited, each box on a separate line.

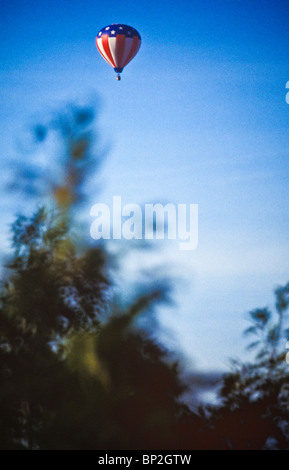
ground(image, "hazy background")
xmin=1 ymin=0 xmax=289 ymax=371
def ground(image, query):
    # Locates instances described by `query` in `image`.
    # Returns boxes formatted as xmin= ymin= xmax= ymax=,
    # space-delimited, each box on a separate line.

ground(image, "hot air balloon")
xmin=96 ymin=24 xmax=141 ymax=81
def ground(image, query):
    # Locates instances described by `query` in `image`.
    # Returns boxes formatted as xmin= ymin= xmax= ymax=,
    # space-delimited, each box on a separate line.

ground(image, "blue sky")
xmin=1 ymin=0 xmax=289 ymax=370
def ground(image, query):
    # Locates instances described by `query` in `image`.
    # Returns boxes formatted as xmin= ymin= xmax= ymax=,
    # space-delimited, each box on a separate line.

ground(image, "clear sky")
xmin=1 ymin=0 xmax=289 ymax=371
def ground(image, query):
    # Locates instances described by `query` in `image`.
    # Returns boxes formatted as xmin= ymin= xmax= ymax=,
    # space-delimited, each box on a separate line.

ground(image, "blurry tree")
xmin=0 ymin=207 xmax=109 ymax=449
xmin=8 ymin=103 xmax=105 ymax=214
xmin=206 ymin=283 xmax=289 ymax=450
xmin=0 ymin=104 xmax=205 ymax=450
xmin=2 ymin=101 xmax=288 ymax=450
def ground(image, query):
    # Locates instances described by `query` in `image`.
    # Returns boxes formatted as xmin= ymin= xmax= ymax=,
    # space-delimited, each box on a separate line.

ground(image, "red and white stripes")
xmin=96 ymin=34 xmax=141 ymax=71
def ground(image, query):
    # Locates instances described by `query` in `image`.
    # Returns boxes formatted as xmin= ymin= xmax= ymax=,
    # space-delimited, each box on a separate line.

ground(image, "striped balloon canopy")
xmin=96 ymin=24 xmax=141 ymax=80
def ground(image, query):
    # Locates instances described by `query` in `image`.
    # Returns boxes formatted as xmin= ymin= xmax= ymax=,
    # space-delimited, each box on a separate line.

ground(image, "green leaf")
xmin=246 ymin=340 xmax=261 ymax=351
xmin=243 ymin=326 xmax=257 ymax=337
xmin=249 ymin=308 xmax=271 ymax=326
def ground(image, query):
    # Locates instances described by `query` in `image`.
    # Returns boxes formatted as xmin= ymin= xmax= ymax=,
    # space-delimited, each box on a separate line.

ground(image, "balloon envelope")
xmin=96 ymin=24 xmax=141 ymax=75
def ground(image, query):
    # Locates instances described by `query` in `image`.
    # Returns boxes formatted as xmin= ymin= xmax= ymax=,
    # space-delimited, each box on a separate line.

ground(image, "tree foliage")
xmin=1 ymin=103 xmax=289 ymax=450
xmin=0 ymin=104 xmax=204 ymax=450
xmin=207 ymin=283 xmax=289 ymax=449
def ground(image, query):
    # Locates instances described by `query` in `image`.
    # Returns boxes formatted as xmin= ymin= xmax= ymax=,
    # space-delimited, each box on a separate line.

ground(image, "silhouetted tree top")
xmin=206 ymin=282 xmax=289 ymax=449
xmin=0 ymin=104 xmax=206 ymax=450
xmin=8 ymin=103 xmax=107 ymax=214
